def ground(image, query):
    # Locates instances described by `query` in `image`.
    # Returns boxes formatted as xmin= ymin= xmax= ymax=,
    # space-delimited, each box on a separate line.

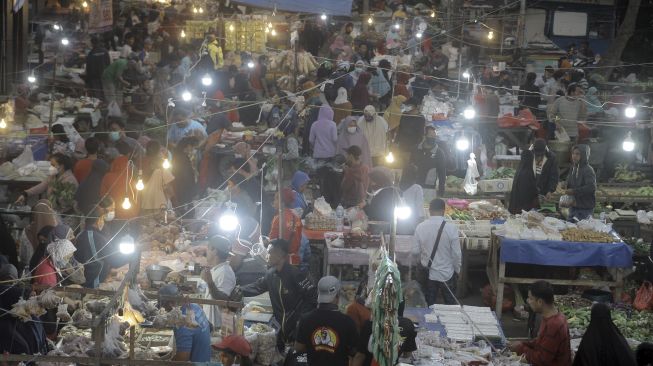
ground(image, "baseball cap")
xmin=208 ymin=235 xmax=232 ymax=256
xmin=532 ymin=138 xmax=547 ymax=156
xmin=212 ymin=335 xmax=252 ymax=356
xmin=317 ymin=276 xmax=341 ymax=304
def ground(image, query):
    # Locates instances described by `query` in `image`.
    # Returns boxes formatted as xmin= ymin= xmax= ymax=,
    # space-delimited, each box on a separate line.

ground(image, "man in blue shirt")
xmin=158 ymin=284 xmax=212 ymax=362
xmin=167 ymin=107 xmax=208 ymax=147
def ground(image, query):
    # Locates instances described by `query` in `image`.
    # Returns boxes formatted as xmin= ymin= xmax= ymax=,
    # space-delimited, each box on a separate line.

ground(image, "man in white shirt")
xmin=414 ymin=198 xmax=461 ymax=305
xmin=200 ymin=235 xmax=236 ymax=331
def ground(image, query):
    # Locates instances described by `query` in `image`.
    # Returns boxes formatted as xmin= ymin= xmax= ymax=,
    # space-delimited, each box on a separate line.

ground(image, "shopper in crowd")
xmin=416 ymin=126 xmax=447 ymax=196
xmin=363 ymin=167 xmax=400 ymax=222
xmin=351 ymin=72 xmax=372 ymax=113
xmin=519 ymin=72 xmax=542 ymax=112
xmin=124 ymin=79 xmax=155 ymax=125
xmin=75 ymin=200 xmax=114 ymax=288
xmin=295 ymin=276 xmax=359 ymax=366
xmin=121 ymin=33 xmax=136 ymax=58
xmin=414 ymin=199 xmax=461 ymax=305
xmin=102 ymin=57 xmax=130 ymax=106
xmin=171 ymin=136 xmax=199 ymax=213
xmin=242 ymin=239 xmax=317 ymax=351
xmin=228 ymin=237 xmax=267 ymax=287
xmin=547 ymin=83 xmax=587 ymax=141
xmin=337 ymin=116 xmax=372 ymax=167
xmin=398 ymin=164 xmax=424 ymax=235
xmin=368 ymin=67 xmax=391 ymax=109
xmin=572 ymin=302 xmax=637 ymax=366
xmin=395 ymin=103 xmax=426 ymax=161
xmin=302 ymin=81 xmax=323 ymax=154
xmin=207 ymin=33 xmax=224 ymax=70
xmin=213 ymin=335 xmax=253 ymax=366
xmin=73 ymin=137 xmax=100 ymax=183
xmin=340 ymin=145 xmax=370 ymax=209
xmin=333 ymin=87 xmax=353 ymax=125
xmin=19 ymin=200 xmax=59 ymax=267
xmin=584 ymin=86 xmax=604 ymax=116
xmin=509 ymin=280 xmax=572 ymax=366
xmin=140 ymin=142 xmax=175 ymax=214
xmin=233 ymin=74 xmax=260 ymax=126
xmin=565 ymin=144 xmax=597 ymax=221
xmin=167 ymin=107 xmax=207 ymax=147
xmin=158 ymin=284 xmax=212 ymax=362
xmin=18 ymin=154 xmax=78 ymax=214
xmin=532 ymin=138 xmax=559 ymax=198
xmin=509 ymin=150 xmax=539 ymax=214
xmin=50 ymin=124 xmax=76 ymax=157
xmin=394 ymin=70 xmax=411 ymax=100
xmin=199 ymin=235 xmax=236 ymax=330
xmin=357 ymin=105 xmax=388 ymax=166
xmin=384 ymin=95 xmax=407 ymax=134
xmin=250 ymin=55 xmax=269 ymax=99
xmin=290 ymin=171 xmax=310 ymax=215
xmin=85 ymin=36 xmax=111 ymax=99
xmin=75 ymin=159 xmax=110 ymax=216
xmin=309 ymin=104 xmax=338 ymax=160
xmin=269 ymin=189 xmax=303 ymax=265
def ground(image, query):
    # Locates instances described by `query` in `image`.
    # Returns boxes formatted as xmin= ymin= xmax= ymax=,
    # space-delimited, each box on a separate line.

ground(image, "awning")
xmin=232 ymin=0 xmax=353 ymax=16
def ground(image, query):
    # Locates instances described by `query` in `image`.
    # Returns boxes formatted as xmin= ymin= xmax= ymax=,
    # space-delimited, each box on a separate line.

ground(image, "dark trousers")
xmin=425 ymin=274 xmax=458 ymax=306
xmin=86 ymin=78 xmax=104 ymax=99
xmin=418 ymin=156 xmax=446 ymax=196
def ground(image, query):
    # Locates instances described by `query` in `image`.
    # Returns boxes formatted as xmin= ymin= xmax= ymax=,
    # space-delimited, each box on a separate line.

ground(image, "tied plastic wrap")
xmin=12 ymin=145 xmax=34 ymax=168
xmin=313 ymin=197 xmax=333 ymax=217
xmin=245 ymin=323 xmax=282 ymax=365
xmin=463 ymin=153 xmax=479 ymax=195
xmin=346 ymin=207 xmax=369 ymax=234
xmin=637 ymin=210 xmax=651 ymax=224
xmin=56 ymin=303 xmax=71 ymax=322
xmin=37 ymin=290 xmax=62 ymax=308
xmin=10 ymin=298 xmax=47 ymax=321
xmin=559 ymin=194 xmax=575 ymax=208
xmin=576 ymin=218 xmax=613 ymax=233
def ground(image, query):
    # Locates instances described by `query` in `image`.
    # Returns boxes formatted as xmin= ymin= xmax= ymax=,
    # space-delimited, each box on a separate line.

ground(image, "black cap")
xmin=269 ymin=238 xmax=290 ymax=253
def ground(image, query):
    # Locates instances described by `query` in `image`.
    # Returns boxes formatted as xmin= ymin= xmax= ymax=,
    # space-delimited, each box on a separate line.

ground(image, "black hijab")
xmin=572 ymin=303 xmax=637 ymax=366
xmin=508 ymin=150 xmax=538 ymax=214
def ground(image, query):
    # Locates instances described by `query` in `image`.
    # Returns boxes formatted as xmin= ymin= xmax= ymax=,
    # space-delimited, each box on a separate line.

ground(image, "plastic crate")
xmin=466 ymin=237 xmax=491 ymax=250
xmin=478 ymin=179 xmax=513 ymax=193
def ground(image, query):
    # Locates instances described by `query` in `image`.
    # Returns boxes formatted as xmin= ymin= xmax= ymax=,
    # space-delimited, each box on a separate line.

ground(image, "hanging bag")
xmin=634 ymin=281 xmax=653 ymax=311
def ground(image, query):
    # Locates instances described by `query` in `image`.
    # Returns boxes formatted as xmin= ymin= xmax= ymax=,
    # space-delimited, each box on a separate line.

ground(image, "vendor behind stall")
xmin=270 ymin=189 xmax=303 ymax=265
xmin=242 ymin=239 xmax=317 ymax=351
xmin=509 ymin=150 xmax=539 ymax=214
xmin=158 ymin=284 xmax=212 ymax=363
xmin=17 ymin=153 xmax=79 ymax=215
xmin=199 ymin=235 xmax=236 ymax=330
xmin=75 ymin=198 xmax=115 ymax=288
xmin=532 ymin=138 xmax=559 ymax=198
xmin=565 ymin=145 xmax=596 ymax=221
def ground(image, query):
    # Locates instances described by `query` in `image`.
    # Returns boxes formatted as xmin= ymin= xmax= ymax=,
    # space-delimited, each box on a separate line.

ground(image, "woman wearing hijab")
xmin=302 ymin=81 xmax=323 ymax=155
xmin=290 ymin=171 xmax=310 ymax=214
xmin=233 ymin=74 xmax=260 ymax=126
xmin=337 ymin=116 xmax=372 ymax=167
xmin=368 ymin=67 xmax=391 ymax=109
xmin=509 ymin=150 xmax=539 ymax=214
xmin=350 ymin=60 xmax=367 ymax=86
xmin=172 ymin=137 xmax=199 ymax=214
xmin=340 ymin=145 xmax=370 ymax=208
xmin=519 ymin=72 xmax=541 ymax=112
xmin=573 ymin=303 xmax=637 ymax=366
xmin=0 ymin=215 xmax=20 ymax=271
xmin=384 ymin=95 xmax=407 ymax=133
xmin=351 ymin=72 xmax=372 ymax=114
xmin=332 ymin=87 xmax=353 ymax=125
xmin=19 ymin=200 xmax=59 ymax=267
xmin=363 ymin=167 xmax=400 ymax=222
xmin=585 ymin=86 xmax=604 ymax=115
xmin=329 ymin=36 xmax=353 ymax=61
xmin=395 ymin=71 xmax=411 ymax=100
xmin=17 ymin=154 xmax=79 ymax=213
xmin=75 ymin=159 xmax=110 ymax=216
xmin=75 ymin=197 xmax=116 ymax=288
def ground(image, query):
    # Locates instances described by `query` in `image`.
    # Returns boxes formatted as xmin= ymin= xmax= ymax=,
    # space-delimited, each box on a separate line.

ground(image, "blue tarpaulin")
xmin=499 ymin=237 xmax=633 ymax=268
xmin=232 ymin=0 xmax=353 ymax=16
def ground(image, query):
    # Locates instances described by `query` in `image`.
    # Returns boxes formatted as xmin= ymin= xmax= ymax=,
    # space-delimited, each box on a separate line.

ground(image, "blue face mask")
xmin=109 ymin=131 xmax=120 ymax=142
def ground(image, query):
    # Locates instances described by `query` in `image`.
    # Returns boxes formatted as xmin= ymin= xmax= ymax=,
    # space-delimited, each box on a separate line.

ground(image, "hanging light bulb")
xmin=367 ymin=17 xmax=373 ymax=25
xmin=219 ymin=210 xmax=239 ymax=232
xmin=487 ymin=31 xmax=494 ymax=40
xmin=265 ymin=27 xmax=270 ymax=34
xmin=119 ymin=235 xmax=136 ymax=255
xmin=181 ymin=90 xmax=192 ymax=101
xmin=53 ymin=24 xmax=61 ymax=31
xmin=456 ymin=137 xmax=470 ymax=151
xmin=0 ymin=119 xmax=7 ymax=129
xmin=61 ymin=38 xmax=70 ymax=46
xmin=463 ymin=106 xmax=476 ymax=119
xmin=624 ymin=102 xmax=637 ymax=119
xmin=394 ymin=23 xmax=401 ymax=30
xmin=271 ymin=29 xmax=277 ymax=36
xmin=394 ymin=205 xmax=412 ymax=220
xmin=430 ymin=10 xmax=436 ymax=18
xmin=247 ymin=61 xmax=255 ymax=69
xmin=162 ymin=158 xmax=171 ymax=170
xmin=199 ymin=7 xmax=204 ymax=13
xmin=180 ymin=29 xmax=186 ymax=38
xmin=622 ymin=132 xmax=635 ymax=152
xmin=122 ymin=197 xmax=132 ymax=210
xmin=385 ymin=151 xmax=395 ymax=164
xmin=268 ymin=22 xmax=273 ymax=28
xmin=416 ymin=32 xmax=423 ymax=39
xmin=193 ymin=7 xmax=198 ymax=13
xmin=229 ymin=24 xmax=235 ymax=32
xmin=462 ymin=70 xmax=471 ymax=79
xmin=135 ymin=170 xmax=145 ymax=191
xmin=82 ymin=1 xmax=88 ymax=8
xmin=28 ymin=74 xmax=36 ymax=83
xmin=321 ymin=13 xmax=327 ymax=20
xmin=201 ymin=74 xmax=213 ymax=86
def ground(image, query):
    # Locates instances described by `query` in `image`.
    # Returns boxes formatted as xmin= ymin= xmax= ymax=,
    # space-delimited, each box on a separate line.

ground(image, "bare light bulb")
xmin=28 ymin=74 xmax=36 ymax=83
xmin=193 ymin=7 xmax=198 ymax=13
xmin=487 ymin=31 xmax=494 ymax=40
xmin=271 ymin=29 xmax=277 ymax=36
xmin=265 ymin=27 xmax=270 ymax=34
xmin=247 ymin=61 xmax=255 ymax=69
xmin=394 ymin=23 xmax=400 ymax=30
xmin=394 ymin=205 xmax=412 ymax=220
xmin=622 ymin=132 xmax=635 ymax=152
xmin=181 ymin=90 xmax=192 ymax=101
xmin=53 ymin=24 xmax=61 ymax=31
xmin=122 ymin=197 xmax=132 ymax=210
xmin=321 ymin=13 xmax=327 ymax=20
xmin=456 ymin=137 xmax=470 ymax=151
xmin=367 ymin=17 xmax=373 ymax=25
xmin=219 ymin=211 xmax=239 ymax=232
xmin=416 ymin=32 xmax=423 ymax=39
xmin=624 ymin=104 xmax=637 ymax=119
xmin=0 ymin=119 xmax=6 ymax=129
xmin=61 ymin=38 xmax=70 ymax=46
xmin=199 ymin=7 xmax=204 ymax=13
xmin=135 ymin=178 xmax=144 ymax=191
xmin=268 ymin=22 xmax=273 ymax=28
xmin=463 ymin=106 xmax=476 ymax=119
xmin=180 ymin=29 xmax=186 ymax=38
xmin=385 ymin=151 xmax=395 ymax=164
xmin=431 ymin=10 xmax=436 ymax=18
xmin=229 ymin=24 xmax=235 ymax=32
xmin=119 ymin=235 xmax=135 ymax=255
xmin=201 ymin=74 xmax=212 ymax=86
xmin=162 ymin=158 xmax=171 ymax=169
xmin=82 ymin=1 xmax=88 ymax=8
xmin=462 ymin=70 xmax=470 ymax=79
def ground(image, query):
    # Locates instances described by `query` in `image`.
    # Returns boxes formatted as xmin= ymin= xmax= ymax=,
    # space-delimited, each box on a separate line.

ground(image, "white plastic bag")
xmin=559 ymin=194 xmax=575 ymax=208
xmin=12 ymin=145 xmax=34 ymax=168
xmin=108 ymin=101 xmax=122 ymax=118
xmin=554 ymin=125 xmax=571 ymax=142
xmin=463 ymin=153 xmax=479 ymax=195
xmin=637 ymin=210 xmax=651 ymax=224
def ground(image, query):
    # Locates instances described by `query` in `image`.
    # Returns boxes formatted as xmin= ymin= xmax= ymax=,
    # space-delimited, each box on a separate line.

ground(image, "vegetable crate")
xmin=478 ymin=179 xmax=513 ymax=193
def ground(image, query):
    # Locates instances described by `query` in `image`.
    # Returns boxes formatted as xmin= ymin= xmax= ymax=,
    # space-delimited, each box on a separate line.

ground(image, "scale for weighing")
xmin=608 ymin=209 xmax=637 ymax=221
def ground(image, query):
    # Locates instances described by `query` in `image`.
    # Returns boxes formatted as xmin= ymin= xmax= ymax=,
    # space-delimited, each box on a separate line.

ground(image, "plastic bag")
xmin=634 ymin=281 xmax=653 ymax=311
xmin=554 ymin=125 xmax=571 ymax=142
xmin=313 ymin=197 xmax=333 ymax=216
xmin=559 ymin=194 xmax=575 ymax=208
xmin=637 ymin=210 xmax=651 ymax=224
xmin=463 ymin=153 xmax=479 ymax=195
xmin=108 ymin=101 xmax=122 ymax=118
xmin=12 ymin=145 xmax=34 ymax=168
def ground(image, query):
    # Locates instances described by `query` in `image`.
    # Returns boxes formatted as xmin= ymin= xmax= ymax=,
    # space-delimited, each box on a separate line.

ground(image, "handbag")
xmin=418 ymin=221 xmax=447 ymax=285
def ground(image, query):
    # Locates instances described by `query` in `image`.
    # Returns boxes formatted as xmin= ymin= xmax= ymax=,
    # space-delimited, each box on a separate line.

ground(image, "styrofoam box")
xmin=467 ymin=237 xmax=491 ymax=250
xmin=478 ymin=179 xmax=513 ymax=193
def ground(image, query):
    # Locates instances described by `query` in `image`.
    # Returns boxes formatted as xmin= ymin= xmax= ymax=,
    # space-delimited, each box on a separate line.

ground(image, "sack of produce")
xmin=559 ymin=194 xmax=575 ymax=208
xmin=633 ymin=281 xmax=653 ymax=311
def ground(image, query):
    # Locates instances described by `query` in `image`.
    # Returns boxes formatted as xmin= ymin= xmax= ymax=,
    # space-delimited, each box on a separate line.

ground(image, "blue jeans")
xmin=425 ymin=274 xmax=458 ymax=306
xmin=569 ymin=207 xmax=593 ymax=221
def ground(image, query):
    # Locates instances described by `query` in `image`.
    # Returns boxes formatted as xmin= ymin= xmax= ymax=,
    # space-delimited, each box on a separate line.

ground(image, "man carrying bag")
xmin=414 ymin=199 xmax=462 ymax=305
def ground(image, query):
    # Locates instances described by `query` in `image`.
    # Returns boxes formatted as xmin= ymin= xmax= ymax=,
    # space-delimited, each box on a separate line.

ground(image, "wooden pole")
xmin=277 ymin=150 xmax=284 ymax=236
xmin=48 ymin=55 xmax=57 ymax=155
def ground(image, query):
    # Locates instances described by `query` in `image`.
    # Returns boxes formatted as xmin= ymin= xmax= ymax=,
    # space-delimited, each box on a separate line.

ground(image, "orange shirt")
xmin=73 ymin=158 xmax=94 ymax=183
xmin=269 ymin=208 xmax=303 ymax=264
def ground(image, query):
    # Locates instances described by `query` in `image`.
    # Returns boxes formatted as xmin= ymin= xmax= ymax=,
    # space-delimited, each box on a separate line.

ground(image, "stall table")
xmin=487 ymin=235 xmax=633 ymax=319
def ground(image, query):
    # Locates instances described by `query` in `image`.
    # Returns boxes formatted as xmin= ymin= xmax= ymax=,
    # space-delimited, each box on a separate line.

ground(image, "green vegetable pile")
xmin=486 ymin=167 xmax=516 ymax=180
xmin=560 ymin=305 xmax=653 ymax=342
xmin=613 ymin=164 xmax=647 ymax=183
xmin=624 ymin=237 xmax=651 ymax=257
xmin=634 ymin=187 xmax=653 ymax=197
xmin=445 ymin=176 xmax=464 ymax=191
xmin=450 ymin=209 xmax=473 ymax=221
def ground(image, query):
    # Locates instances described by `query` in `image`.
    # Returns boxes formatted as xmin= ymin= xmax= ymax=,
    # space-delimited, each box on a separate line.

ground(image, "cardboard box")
xmin=478 ymin=179 xmax=513 ymax=193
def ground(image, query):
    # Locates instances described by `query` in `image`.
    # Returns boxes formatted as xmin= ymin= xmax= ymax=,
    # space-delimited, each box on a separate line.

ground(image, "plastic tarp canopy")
xmin=232 ymin=0 xmax=353 ymax=16
xmin=499 ymin=237 xmax=633 ymax=268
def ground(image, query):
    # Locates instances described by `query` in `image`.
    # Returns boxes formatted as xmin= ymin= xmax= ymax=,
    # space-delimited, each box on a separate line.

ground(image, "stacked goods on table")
xmin=445 ymin=176 xmax=465 ymax=194
xmin=479 ymin=167 xmax=516 ymax=193
xmin=428 ymin=305 xmax=502 ymax=343
xmin=445 ymin=200 xmax=509 ymax=221
xmin=416 ymin=331 xmax=521 ymax=364
xmin=612 ymin=164 xmax=648 ymax=183
xmin=304 ymin=212 xmax=337 ymax=231
xmin=497 ymin=211 xmax=620 ymax=243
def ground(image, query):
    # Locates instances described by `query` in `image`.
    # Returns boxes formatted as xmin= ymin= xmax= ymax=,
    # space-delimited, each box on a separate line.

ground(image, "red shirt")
xmin=516 ymin=312 xmax=572 ymax=366
xmin=269 ymin=208 xmax=302 ymax=265
xmin=73 ymin=158 xmax=94 ymax=183
xmin=33 ymin=258 xmax=58 ymax=286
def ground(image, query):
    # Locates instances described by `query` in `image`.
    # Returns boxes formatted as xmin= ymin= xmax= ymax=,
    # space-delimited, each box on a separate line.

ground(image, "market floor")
xmin=460 ymin=253 xmax=529 ymax=339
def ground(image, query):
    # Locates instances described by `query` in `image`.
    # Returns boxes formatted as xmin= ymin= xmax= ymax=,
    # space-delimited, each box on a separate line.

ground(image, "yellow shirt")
xmin=208 ymin=41 xmax=223 ymax=69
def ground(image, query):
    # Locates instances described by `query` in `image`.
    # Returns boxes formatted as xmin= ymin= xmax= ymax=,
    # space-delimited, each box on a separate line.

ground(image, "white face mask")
xmin=347 ymin=127 xmax=357 ymax=134
xmin=105 ymin=211 xmax=115 ymax=221
xmin=48 ymin=166 xmax=59 ymax=176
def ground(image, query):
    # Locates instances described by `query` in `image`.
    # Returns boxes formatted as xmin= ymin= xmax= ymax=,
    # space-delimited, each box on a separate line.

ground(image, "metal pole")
xmin=293 ymin=39 xmax=299 ymax=91
xmin=48 ymin=55 xmax=57 ymax=155
xmin=277 ymin=151 xmax=284 ymax=236
xmin=519 ymin=0 xmax=526 ymax=47
xmin=363 ymin=0 xmax=370 ymax=32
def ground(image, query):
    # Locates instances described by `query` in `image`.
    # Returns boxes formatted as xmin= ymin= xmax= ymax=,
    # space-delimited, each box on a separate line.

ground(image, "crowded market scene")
xmin=1 ymin=0 xmax=653 ymax=364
